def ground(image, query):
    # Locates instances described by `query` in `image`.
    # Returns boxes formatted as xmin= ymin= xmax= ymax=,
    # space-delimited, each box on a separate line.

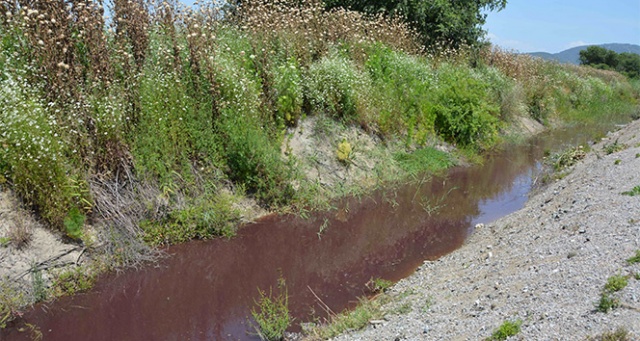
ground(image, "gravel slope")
xmin=333 ymin=120 xmax=640 ymax=341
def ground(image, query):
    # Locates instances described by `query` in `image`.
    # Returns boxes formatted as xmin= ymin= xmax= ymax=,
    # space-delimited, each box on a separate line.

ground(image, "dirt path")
xmin=333 ymin=119 xmax=640 ymax=340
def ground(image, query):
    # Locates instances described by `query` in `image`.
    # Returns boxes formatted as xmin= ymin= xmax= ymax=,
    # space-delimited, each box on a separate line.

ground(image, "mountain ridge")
xmin=527 ymin=43 xmax=640 ymax=64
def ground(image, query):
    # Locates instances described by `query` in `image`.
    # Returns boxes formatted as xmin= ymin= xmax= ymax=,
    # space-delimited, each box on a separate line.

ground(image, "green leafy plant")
xmin=307 ymin=296 xmax=387 ymax=339
xmin=142 ymin=193 xmax=241 ymax=246
xmin=30 ymin=266 xmax=47 ymax=303
xmin=366 ymin=277 xmax=393 ymax=293
xmin=306 ymin=54 xmax=368 ymax=122
xmin=0 ymin=281 xmax=27 ymax=328
xmin=603 ymin=139 xmax=626 ymax=155
xmin=486 ymin=319 xmax=522 ymax=340
xmin=550 ymin=146 xmax=586 ymax=170
xmin=627 ymin=250 xmax=640 ymax=264
xmin=394 ymin=147 xmax=454 ymax=176
xmin=51 ymin=266 xmax=96 ymax=297
xmin=63 ymin=207 xmax=85 ymax=240
xmin=432 ymin=64 xmax=501 ymax=147
xmin=621 ymin=186 xmax=640 ymax=197
xmin=251 ymin=280 xmax=292 ymax=341
xmin=604 ymin=275 xmax=628 ymax=292
xmin=597 ymin=292 xmax=619 ymax=313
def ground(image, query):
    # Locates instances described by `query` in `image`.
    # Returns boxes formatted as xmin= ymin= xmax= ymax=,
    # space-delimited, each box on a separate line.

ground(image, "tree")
xmin=617 ymin=52 xmax=640 ymax=79
xmin=579 ymin=46 xmax=618 ymax=69
xmin=323 ymin=0 xmax=508 ymax=49
xmin=580 ymin=46 xmax=640 ymax=79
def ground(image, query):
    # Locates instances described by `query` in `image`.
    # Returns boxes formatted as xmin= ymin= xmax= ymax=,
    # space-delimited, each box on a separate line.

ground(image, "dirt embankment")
xmin=333 ymin=119 xmax=640 ymax=341
xmin=0 ymin=191 xmax=83 ymax=296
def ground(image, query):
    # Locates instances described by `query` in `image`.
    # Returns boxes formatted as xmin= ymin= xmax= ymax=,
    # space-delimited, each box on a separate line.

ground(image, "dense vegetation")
xmin=323 ymin=0 xmax=507 ymax=48
xmin=580 ymin=45 xmax=640 ymax=79
xmin=0 ymin=0 xmax=638 ymax=257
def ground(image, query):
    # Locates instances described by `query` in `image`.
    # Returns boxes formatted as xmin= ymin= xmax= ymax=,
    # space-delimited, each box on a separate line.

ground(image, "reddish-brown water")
xmin=1 ymin=124 xmax=616 ymax=341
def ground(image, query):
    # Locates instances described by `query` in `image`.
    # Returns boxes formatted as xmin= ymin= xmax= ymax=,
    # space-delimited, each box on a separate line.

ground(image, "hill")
xmin=528 ymin=43 xmax=640 ymax=64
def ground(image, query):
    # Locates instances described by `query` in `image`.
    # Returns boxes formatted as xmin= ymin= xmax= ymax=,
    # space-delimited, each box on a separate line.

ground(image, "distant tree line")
xmin=579 ymin=46 xmax=640 ymax=79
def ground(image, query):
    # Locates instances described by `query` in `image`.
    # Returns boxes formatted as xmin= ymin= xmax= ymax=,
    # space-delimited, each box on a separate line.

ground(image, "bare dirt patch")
xmin=0 ymin=190 xmax=82 ymax=297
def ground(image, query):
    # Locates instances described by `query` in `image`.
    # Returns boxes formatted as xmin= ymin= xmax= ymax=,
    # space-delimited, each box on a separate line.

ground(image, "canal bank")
xmin=331 ymin=119 xmax=640 ymax=340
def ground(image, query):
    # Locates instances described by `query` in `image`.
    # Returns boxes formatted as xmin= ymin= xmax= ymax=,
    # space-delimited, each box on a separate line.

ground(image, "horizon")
xmin=483 ymin=0 xmax=640 ymax=54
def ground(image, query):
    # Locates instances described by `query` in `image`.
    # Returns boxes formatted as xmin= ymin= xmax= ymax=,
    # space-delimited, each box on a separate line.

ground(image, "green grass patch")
xmin=588 ymin=327 xmax=631 ymax=341
xmin=603 ymin=139 xmax=627 ymax=155
xmin=141 ymin=192 xmax=241 ymax=246
xmin=50 ymin=266 xmax=96 ymax=297
xmin=621 ymin=185 xmax=640 ymax=197
xmin=251 ymin=280 xmax=291 ymax=341
xmin=604 ymin=275 xmax=628 ymax=292
xmin=550 ymin=146 xmax=587 ymax=170
xmin=306 ymin=296 xmax=387 ymax=339
xmin=627 ymin=250 xmax=640 ymax=264
xmin=0 ymin=280 xmax=28 ymax=328
xmin=394 ymin=147 xmax=455 ymax=176
xmin=366 ymin=278 xmax=394 ymax=293
xmin=485 ymin=319 xmax=522 ymax=341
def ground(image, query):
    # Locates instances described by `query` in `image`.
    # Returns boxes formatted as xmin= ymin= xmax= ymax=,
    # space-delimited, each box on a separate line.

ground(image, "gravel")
xmin=332 ymin=120 xmax=640 ymax=341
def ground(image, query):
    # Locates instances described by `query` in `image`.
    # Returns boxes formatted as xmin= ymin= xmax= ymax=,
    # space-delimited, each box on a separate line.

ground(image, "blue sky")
xmin=483 ymin=0 xmax=640 ymax=53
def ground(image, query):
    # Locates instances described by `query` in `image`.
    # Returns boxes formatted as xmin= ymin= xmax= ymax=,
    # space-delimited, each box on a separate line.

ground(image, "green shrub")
xmin=588 ymin=327 xmax=630 ymax=341
xmin=307 ymin=296 xmax=385 ymax=339
xmin=142 ymin=192 xmax=240 ymax=246
xmin=217 ymin=113 xmax=295 ymax=206
xmin=365 ymin=45 xmax=436 ymax=143
xmin=63 ymin=207 xmax=86 ymax=240
xmin=273 ymin=57 xmax=304 ymax=127
xmin=306 ymin=53 xmax=369 ymax=122
xmin=604 ymin=275 xmax=628 ymax=292
xmin=30 ymin=267 xmax=47 ymax=302
xmin=621 ymin=186 xmax=640 ymax=197
xmin=432 ymin=64 xmax=501 ymax=147
xmin=51 ymin=266 xmax=96 ymax=297
xmin=627 ymin=250 xmax=640 ymax=264
xmin=486 ymin=319 xmax=522 ymax=340
xmin=367 ymin=278 xmax=393 ymax=293
xmin=0 ymin=280 xmax=27 ymax=328
xmin=394 ymin=147 xmax=454 ymax=176
xmin=0 ymin=73 xmax=79 ymax=230
xmin=597 ymin=292 xmax=619 ymax=313
xmin=251 ymin=283 xmax=291 ymax=341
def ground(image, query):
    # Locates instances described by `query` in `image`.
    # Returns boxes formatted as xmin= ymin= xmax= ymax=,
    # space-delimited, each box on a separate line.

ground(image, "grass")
xmin=587 ymin=327 xmax=631 ymax=341
xmin=603 ymin=140 xmax=627 ymax=155
xmin=621 ymin=186 xmax=640 ymax=197
xmin=485 ymin=319 xmax=522 ymax=341
xmin=50 ymin=266 xmax=96 ymax=297
xmin=306 ymin=296 xmax=388 ymax=339
xmin=597 ymin=292 xmax=619 ymax=313
xmin=366 ymin=278 xmax=394 ymax=293
xmin=251 ymin=281 xmax=292 ymax=341
xmin=596 ymin=274 xmax=629 ymax=313
xmin=551 ymin=146 xmax=587 ymax=171
xmin=0 ymin=280 xmax=28 ymax=329
xmin=604 ymin=275 xmax=628 ymax=293
xmin=627 ymin=250 xmax=640 ymax=264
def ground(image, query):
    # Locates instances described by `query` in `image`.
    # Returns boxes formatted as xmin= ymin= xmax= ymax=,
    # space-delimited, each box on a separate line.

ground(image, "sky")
xmin=483 ymin=0 xmax=640 ymax=53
